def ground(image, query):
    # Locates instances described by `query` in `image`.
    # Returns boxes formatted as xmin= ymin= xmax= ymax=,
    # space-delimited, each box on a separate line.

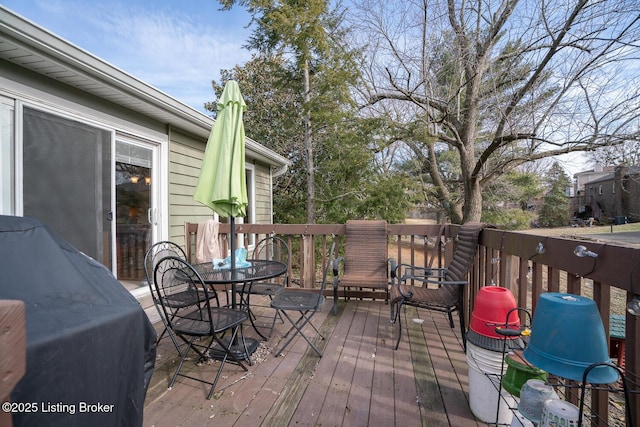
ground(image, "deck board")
xmin=370 ymin=302 xmax=400 ymax=427
xmin=285 ymin=303 xmax=347 ymax=426
xmin=315 ymin=301 xmax=365 ymax=426
xmin=395 ymin=308 xmax=427 ymax=427
xmin=143 ymin=299 xmax=488 ymax=427
xmin=342 ymin=302 xmax=377 ymax=426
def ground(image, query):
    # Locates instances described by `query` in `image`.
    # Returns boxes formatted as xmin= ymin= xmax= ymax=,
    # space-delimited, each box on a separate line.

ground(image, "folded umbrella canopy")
xmin=194 ymin=79 xmax=248 ymax=275
xmin=194 ymin=79 xmax=248 ymax=220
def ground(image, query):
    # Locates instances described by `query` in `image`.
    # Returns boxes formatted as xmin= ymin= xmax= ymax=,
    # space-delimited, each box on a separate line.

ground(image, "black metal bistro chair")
xmin=270 ymin=242 xmax=336 ymax=357
xmin=240 ymin=236 xmax=290 ymax=339
xmin=144 ymin=241 xmax=191 ymax=351
xmin=153 ymin=256 xmax=249 ymax=399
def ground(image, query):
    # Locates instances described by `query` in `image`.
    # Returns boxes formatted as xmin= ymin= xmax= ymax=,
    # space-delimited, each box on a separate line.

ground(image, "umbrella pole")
xmin=230 ymin=216 xmax=236 ymax=270
xmin=229 ymin=216 xmax=236 ymax=307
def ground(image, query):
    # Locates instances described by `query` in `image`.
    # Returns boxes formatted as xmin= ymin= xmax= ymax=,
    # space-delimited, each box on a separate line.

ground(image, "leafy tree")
xmin=208 ymin=54 xmax=301 ymax=159
xmin=210 ymin=55 xmax=415 ymax=224
xmin=219 ymin=0 xmax=359 ymax=223
xmin=216 ymin=1 xmax=414 ymax=224
xmin=481 ymin=171 xmax=543 ymax=229
xmin=538 ymin=163 xmax=571 ymax=227
xmin=351 ymin=0 xmax=640 ymax=223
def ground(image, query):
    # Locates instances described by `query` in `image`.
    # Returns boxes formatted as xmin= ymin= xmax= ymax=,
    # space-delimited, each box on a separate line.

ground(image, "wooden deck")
xmin=143 ymin=298 xmax=484 ymax=427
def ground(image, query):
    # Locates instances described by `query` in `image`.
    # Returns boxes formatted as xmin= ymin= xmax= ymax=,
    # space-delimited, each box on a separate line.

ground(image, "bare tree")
xmin=351 ymin=0 xmax=640 ymax=223
xmin=588 ymin=141 xmax=640 ymax=166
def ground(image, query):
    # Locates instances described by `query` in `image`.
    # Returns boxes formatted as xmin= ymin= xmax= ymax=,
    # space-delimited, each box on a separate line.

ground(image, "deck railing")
xmin=186 ymin=222 xmax=639 ymax=426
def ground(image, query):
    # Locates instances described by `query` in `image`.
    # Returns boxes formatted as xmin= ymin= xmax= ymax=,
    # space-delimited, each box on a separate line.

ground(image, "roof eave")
xmin=0 ymin=6 xmax=289 ymax=169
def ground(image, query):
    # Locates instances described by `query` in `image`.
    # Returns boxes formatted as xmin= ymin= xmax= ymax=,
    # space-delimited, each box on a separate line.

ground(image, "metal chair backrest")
xmin=253 ymin=236 xmax=290 ymax=285
xmin=144 ymin=241 xmax=187 ymax=290
xmin=153 ymin=256 xmax=214 ymax=331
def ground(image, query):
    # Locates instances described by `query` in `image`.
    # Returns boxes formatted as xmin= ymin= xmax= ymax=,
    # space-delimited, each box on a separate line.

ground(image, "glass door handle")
xmin=147 ymin=208 xmax=157 ymax=225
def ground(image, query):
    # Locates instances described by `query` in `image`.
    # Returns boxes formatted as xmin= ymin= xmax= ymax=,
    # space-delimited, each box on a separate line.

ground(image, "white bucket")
xmin=467 ymin=343 xmax=506 ymax=373
xmin=467 ymin=342 xmax=516 ymax=424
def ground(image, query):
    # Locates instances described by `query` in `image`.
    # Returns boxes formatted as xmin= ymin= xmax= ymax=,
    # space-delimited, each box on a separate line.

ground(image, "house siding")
xmin=616 ymin=166 xmax=640 ymax=222
xmin=589 ymin=177 xmax=616 ymax=220
xmin=167 ymin=127 xmax=211 ymax=247
xmin=167 ymin=127 xmax=276 ymax=247
xmin=254 ymin=163 xmax=273 ymax=224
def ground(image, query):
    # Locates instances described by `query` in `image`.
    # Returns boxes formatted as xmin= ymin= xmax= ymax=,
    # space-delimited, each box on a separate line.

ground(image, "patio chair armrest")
xmin=333 ymin=256 xmax=343 ymax=277
xmin=426 ymin=279 xmax=468 ymax=287
xmin=388 ymin=258 xmax=397 ymax=283
xmin=394 ymin=279 xmax=414 ymax=299
xmin=395 ymin=264 xmax=438 ymax=283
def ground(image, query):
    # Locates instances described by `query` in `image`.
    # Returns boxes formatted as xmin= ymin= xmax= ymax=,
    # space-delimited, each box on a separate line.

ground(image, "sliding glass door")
xmin=115 ymin=140 xmax=157 ymax=286
xmin=21 ymin=108 xmax=160 ymax=287
xmin=22 ymin=107 xmax=112 ymax=267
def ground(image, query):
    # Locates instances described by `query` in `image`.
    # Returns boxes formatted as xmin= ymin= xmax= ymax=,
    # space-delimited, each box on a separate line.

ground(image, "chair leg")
xmin=274 ymin=309 xmax=324 ymax=357
xmin=207 ymin=326 xmax=249 ymax=399
xmin=392 ymin=302 xmax=404 ymax=350
xmin=266 ymin=297 xmax=285 ymax=336
xmin=169 ymin=336 xmax=196 ymax=389
xmin=154 ymin=303 xmax=185 ymax=354
xmin=447 ymin=312 xmax=455 ymax=328
xmin=169 ymin=326 xmax=249 ymax=400
xmin=458 ymin=309 xmax=467 ymax=352
xmin=169 ymin=335 xmax=216 ymax=389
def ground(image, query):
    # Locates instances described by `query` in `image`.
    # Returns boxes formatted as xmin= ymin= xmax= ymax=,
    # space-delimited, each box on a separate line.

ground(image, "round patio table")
xmin=193 ymin=259 xmax=288 ymax=356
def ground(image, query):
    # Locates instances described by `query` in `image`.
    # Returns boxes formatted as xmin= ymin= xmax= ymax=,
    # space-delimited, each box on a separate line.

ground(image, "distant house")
xmin=0 ymin=6 xmax=289 ymax=296
xmin=572 ymin=165 xmax=640 ymax=223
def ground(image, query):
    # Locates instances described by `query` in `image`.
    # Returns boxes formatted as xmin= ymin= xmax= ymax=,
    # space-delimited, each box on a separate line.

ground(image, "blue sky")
xmin=2 ymin=0 xmax=254 ymax=114
xmin=1 ymin=0 xmax=592 ymax=175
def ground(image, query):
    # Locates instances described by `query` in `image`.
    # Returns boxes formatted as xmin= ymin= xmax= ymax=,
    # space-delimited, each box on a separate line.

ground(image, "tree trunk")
xmin=463 ymin=179 xmax=483 ymax=223
xmin=304 ymin=59 xmax=315 ymax=224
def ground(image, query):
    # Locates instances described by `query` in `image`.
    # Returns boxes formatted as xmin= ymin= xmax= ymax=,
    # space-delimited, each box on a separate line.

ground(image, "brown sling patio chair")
xmin=390 ymin=222 xmax=493 ymax=351
xmin=332 ymin=220 xmax=396 ymax=315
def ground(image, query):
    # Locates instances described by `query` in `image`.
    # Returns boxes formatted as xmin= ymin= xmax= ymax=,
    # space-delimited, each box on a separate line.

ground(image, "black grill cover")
xmin=0 ymin=216 xmax=156 ymax=427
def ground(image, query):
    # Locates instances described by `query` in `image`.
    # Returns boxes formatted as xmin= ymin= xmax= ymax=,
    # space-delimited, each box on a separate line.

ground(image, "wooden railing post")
xmin=628 ymin=313 xmax=639 ymax=427
xmin=302 ymin=235 xmax=315 ymax=288
xmin=502 ymin=254 xmax=519 ymax=295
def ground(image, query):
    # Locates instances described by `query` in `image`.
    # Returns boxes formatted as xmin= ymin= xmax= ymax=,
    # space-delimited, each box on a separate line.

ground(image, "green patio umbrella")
xmin=194 ymin=80 xmax=248 ymax=271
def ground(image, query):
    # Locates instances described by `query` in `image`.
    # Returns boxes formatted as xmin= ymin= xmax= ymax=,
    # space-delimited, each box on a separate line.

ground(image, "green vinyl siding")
xmin=167 ymin=127 xmax=275 ymax=247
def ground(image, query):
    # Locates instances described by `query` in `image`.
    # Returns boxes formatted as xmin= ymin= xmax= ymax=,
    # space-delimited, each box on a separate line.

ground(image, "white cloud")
xmin=32 ymin=0 xmax=252 ymax=112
